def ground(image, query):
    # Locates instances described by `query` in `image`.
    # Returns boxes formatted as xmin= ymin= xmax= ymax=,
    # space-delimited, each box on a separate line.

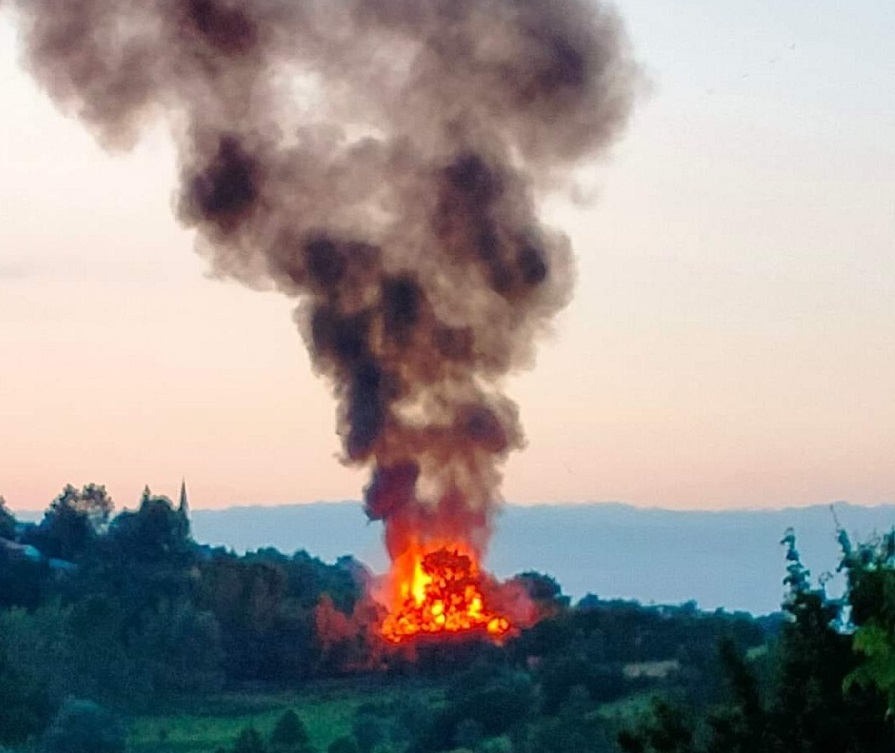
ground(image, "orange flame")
xmin=381 ymin=543 xmax=511 ymax=643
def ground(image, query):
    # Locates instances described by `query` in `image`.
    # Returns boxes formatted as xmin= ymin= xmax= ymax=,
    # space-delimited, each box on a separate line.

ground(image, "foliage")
xmin=270 ymin=710 xmax=315 ymax=753
xmin=0 ymin=639 xmax=53 ymax=746
xmin=132 ymin=597 xmax=225 ymax=694
xmin=618 ymin=527 xmax=894 ymax=753
xmin=617 ymin=699 xmax=696 ymax=753
xmin=328 ymin=738 xmax=360 ymax=753
xmin=840 ymin=527 xmax=895 ymax=715
xmin=351 ymin=711 xmax=388 ymax=753
xmin=233 ymin=726 xmax=267 ymax=753
xmin=25 ymin=484 xmax=114 ymax=561
xmin=39 ymin=698 xmax=126 ymax=753
xmin=106 ymin=487 xmax=190 ymax=564
xmin=528 ymin=711 xmax=614 ymax=753
xmin=411 ymin=665 xmax=538 ymax=752
xmin=15 ymin=480 xmax=873 ymax=753
xmin=0 ymin=496 xmax=16 ymax=540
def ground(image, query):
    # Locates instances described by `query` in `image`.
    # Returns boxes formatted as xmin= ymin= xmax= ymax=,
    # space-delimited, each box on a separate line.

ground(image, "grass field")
xmin=128 ymin=678 xmax=441 ymax=753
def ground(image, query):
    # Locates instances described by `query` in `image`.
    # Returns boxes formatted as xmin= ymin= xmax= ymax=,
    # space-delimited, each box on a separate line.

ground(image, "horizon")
xmin=12 ymin=494 xmax=891 ymax=615
xmin=9 ymin=494 xmax=894 ymax=516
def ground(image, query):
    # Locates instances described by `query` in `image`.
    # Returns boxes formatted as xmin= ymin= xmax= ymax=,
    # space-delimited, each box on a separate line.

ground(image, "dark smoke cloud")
xmin=8 ymin=0 xmax=637 ymax=560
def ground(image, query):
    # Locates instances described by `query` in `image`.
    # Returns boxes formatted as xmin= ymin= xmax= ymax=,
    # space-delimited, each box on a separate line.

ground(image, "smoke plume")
xmin=9 ymin=0 xmax=636 ymax=562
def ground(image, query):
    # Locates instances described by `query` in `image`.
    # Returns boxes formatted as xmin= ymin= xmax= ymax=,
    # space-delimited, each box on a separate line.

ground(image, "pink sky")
xmin=1 ymin=3 xmax=893 ymax=512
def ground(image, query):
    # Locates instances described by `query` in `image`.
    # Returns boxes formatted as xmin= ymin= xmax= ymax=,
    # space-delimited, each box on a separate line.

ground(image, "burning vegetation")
xmin=381 ymin=545 xmax=510 ymax=643
xmin=8 ymin=0 xmax=637 ymax=643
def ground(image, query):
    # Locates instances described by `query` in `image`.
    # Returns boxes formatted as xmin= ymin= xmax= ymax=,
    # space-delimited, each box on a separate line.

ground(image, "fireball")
xmin=381 ymin=543 xmax=511 ymax=643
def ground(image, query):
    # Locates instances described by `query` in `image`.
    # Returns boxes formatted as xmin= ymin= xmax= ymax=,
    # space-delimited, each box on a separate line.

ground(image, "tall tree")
xmin=270 ymin=709 xmax=315 ymax=753
xmin=771 ymin=530 xmax=890 ymax=753
xmin=107 ymin=487 xmax=191 ymax=563
xmin=840 ymin=527 xmax=895 ymax=719
xmin=0 ymin=496 xmax=16 ymax=540
xmin=233 ymin=726 xmax=267 ymax=753
xmin=28 ymin=484 xmax=114 ymax=560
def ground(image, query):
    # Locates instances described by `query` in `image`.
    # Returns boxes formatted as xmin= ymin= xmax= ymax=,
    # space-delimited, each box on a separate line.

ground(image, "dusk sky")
xmin=1 ymin=1 xmax=893 ymax=512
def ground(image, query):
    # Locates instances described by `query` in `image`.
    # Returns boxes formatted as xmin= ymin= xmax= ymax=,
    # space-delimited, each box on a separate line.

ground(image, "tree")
xmin=618 ymin=529 xmax=894 ymax=753
xmin=0 ymin=496 xmax=16 ymax=540
xmin=531 ymin=713 xmax=614 ymax=753
xmin=351 ymin=712 xmax=387 ymax=753
xmin=840 ymin=527 xmax=895 ymax=718
xmin=270 ymin=709 xmax=314 ymax=753
xmin=233 ymin=726 xmax=267 ymax=753
xmin=617 ymin=699 xmax=696 ymax=753
xmin=107 ymin=487 xmax=190 ymax=563
xmin=771 ymin=529 xmax=890 ymax=753
xmin=511 ymin=571 xmax=570 ymax=614
xmin=328 ymin=738 xmax=359 ymax=753
xmin=0 ymin=641 xmax=53 ymax=746
xmin=132 ymin=597 xmax=224 ymax=694
xmin=73 ymin=483 xmax=114 ymax=530
xmin=702 ymin=640 xmax=767 ymax=753
xmin=39 ymin=698 xmax=125 ymax=753
xmin=28 ymin=484 xmax=114 ymax=560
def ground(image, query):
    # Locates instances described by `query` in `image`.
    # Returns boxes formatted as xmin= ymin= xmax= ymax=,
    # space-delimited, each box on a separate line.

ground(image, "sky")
xmin=1 ymin=1 xmax=893 ymax=512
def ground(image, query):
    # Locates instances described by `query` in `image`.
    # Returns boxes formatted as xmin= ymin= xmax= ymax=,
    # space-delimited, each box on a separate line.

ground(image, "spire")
xmin=177 ymin=478 xmax=191 ymax=540
xmin=178 ymin=478 xmax=189 ymax=517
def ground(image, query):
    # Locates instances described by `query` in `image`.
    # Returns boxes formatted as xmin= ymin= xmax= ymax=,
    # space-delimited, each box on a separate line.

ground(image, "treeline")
xmin=1 ymin=488 xmax=893 ymax=753
xmin=0 ymin=485 xmax=378 ymax=740
xmin=616 ymin=527 xmax=895 ymax=753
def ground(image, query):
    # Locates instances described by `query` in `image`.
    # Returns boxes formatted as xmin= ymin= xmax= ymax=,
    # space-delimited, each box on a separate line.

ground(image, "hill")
xmin=189 ymin=501 xmax=895 ymax=614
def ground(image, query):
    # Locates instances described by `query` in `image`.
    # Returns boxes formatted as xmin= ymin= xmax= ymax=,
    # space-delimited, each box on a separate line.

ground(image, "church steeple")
xmin=177 ymin=478 xmax=191 ymax=540
xmin=178 ymin=479 xmax=189 ymax=517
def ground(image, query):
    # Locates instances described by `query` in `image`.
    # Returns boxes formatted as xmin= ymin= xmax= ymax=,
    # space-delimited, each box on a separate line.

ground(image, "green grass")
xmin=128 ymin=678 xmax=440 ymax=753
xmin=597 ymin=692 xmax=655 ymax=722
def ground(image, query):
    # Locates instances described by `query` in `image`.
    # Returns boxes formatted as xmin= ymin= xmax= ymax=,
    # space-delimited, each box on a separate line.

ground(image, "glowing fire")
xmin=381 ymin=544 xmax=511 ymax=643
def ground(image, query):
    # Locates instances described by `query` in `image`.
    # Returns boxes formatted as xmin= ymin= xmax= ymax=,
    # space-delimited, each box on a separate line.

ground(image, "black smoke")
xmin=8 ymin=0 xmax=637 ymax=561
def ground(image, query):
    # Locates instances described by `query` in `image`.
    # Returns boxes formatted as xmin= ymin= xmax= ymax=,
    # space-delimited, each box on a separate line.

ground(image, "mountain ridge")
xmin=182 ymin=500 xmax=895 ymax=615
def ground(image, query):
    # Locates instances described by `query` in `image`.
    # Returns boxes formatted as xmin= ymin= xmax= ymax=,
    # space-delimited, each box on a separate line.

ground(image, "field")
xmin=128 ymin=677 xmax=442 ymax=753
xmin=127 ymin=665 xmax=677 ymax=753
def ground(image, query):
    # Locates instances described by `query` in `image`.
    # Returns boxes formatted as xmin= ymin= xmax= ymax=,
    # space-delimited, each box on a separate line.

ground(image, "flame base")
xmin=380 ymin=545 xmax=511 ymax=643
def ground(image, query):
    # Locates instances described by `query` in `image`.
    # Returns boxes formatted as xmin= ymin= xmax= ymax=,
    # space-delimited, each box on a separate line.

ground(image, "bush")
xmin=270 ymin=710 xmax=314 ymax=753
xmin=39 ymin=698 xmax=125 ymax=753
xmin=328 ymin=739 xmax=359 ymax=753
xmin=233 ymin=726 xmax=267 ymax=753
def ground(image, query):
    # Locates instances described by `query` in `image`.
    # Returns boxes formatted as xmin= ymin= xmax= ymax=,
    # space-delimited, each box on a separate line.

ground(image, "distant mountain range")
xmin=185 ymin=501 xmax=895 ymax=615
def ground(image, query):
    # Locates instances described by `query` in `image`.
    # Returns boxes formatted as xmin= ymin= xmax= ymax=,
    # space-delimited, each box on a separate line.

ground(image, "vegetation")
xmin=0 ymin=486 xmax=892 ymax=752
xmin=616 ymin=527 xmax=895 ymax=752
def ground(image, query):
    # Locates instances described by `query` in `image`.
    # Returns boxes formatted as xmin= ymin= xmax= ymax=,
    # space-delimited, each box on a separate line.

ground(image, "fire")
xmin=381 ymin=544 xmax=511 ymax=643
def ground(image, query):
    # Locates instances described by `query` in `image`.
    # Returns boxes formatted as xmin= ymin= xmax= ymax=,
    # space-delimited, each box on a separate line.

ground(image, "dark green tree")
xmin=620 ymin=530 xmax=892 ymax=753
xmin=351 ymin=712 xmax=387 ymax=753
xmin=107 ymin=487 xmax=190 ymax=563
xmin=770 ymin=529 xmax=890 ymax=753
xmin=132 ymin=597 xmax=224 ymax=694
xmin=617 ymin=699 xmax=696 ymax=753
xmin=233 ymin=726 xmax=267 ymax=753
xmin=327 ymin=738 xmax=359 ymax=753
xmin=840 ymin=527 xmax=895 ymax=717
xmin=196 ymin=556 xmax=288 ymax=681
xmin=702 ymin=639 xmax=767 ymax=753
xmin=531 ymin=713 xmax=614 ymax=753
xmin=0 ymin=640 xmax=53 ymax=746
xmin=0 ymin=496 xmax=16 ymax=540
xmin=28 ymin=484 xmax=113 ymax=560
xmin=270 ymin=709 xmax=314 ymax=753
